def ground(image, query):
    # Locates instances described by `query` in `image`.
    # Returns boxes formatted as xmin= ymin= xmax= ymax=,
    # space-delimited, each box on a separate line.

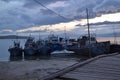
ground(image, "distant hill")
xmin=0 ymin=35 xmax=28 ymax=39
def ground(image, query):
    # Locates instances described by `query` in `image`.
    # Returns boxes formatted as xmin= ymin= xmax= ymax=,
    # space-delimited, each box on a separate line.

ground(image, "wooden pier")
xmin=40 ymin=52 xmax=120 ymax=80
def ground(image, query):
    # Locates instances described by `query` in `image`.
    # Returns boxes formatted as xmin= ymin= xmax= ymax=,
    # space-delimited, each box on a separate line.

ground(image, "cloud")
xmin=16 ymin=20 xmax=79 ymax=33
xmin=14 ymin=12 xmax=120 ymax=38
xmin=0 ymin=0 xmax=120 ymax=36
xmin=40 ymin=9 xmax=55 ymax=15
xmin=93 ymin=0 xmax=120 ymax=13
xmin=0 ymin=29 xmax=13 ymax=34
xmin=89 ymin=21 xmax=120 ymax=26
xmin=1 ymin=0 xmax=12 ymax=3
xmin=77 ymin=12 xmax=120 ymax=25
xmin=23 ymin=0 xmax=66 ymax=9
xmin=47 ymin=1 xmax=67 ymax=8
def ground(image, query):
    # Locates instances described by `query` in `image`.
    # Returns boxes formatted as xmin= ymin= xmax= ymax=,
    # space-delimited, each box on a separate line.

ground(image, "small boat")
xmin=51 ymin=49 xmax=74 ymax=54
xmin=8 ymin=40 xmax=23 ymax=57
xmin=23 ymin=37 xmax=37 ymax=56
xmin=51 ymin=49 xmax=74 ymax=57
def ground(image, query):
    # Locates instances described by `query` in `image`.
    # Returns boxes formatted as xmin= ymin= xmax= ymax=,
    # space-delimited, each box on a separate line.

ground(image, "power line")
xmin=33 ymin=0 xmax=72 ymax=21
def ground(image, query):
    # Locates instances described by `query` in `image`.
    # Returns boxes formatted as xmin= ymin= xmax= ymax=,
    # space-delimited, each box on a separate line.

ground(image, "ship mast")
xmin=113 ymin=26 xmax=117 ymax=44
xmin=64 ymin=26 xmax=67 ymax=48
xmin=86 ymin=8 xmax=91 ymax=57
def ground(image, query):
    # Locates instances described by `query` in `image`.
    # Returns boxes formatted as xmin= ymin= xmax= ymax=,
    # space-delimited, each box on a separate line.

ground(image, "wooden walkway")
xmin=40 ymin=52 xmax=120 ymax=80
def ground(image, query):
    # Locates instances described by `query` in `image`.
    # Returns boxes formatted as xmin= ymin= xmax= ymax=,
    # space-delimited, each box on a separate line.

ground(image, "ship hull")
xmin=67 ymin=41 xmax=110 ymax=56
xmin=8 ymin=47 xmax=23 ymax=57
xmin=23 ymin=48 xmax=37 ymax=56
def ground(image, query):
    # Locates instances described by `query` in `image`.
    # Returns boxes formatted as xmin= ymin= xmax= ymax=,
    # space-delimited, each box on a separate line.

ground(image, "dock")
xmin=40 ymin=52 xmax=120 ymax=80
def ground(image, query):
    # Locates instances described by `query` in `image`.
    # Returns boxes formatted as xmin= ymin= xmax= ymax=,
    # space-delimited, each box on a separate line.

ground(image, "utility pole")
xmin=86 ymin=8 xmax=91 ymax=57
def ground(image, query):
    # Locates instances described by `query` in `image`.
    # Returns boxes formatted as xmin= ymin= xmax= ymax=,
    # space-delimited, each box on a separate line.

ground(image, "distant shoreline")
xmin=0 ymin=35 xmax=28 ymax=39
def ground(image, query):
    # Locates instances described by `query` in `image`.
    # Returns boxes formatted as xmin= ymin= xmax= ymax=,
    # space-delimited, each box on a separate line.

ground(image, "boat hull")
xmin=67 ymin=41 xmax=110 ymax=56
xmin=24 ymin=48 xmax=37 ymax=56
xmin=37 ymin=46 xmax=51 ymax=56
xmin=8 ymin=47 xmax=23 ymax=57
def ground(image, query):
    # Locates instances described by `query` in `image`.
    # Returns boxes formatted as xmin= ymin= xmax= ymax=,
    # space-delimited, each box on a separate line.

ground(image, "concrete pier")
xmin=41 ymin=52 xmax=120 ymax=80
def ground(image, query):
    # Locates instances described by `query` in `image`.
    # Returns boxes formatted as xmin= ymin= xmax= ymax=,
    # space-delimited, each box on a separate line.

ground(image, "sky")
xmin=0 ymin=0 xmax=120 ymax=38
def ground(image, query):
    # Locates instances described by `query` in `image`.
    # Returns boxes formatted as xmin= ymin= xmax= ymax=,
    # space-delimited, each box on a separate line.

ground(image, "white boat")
xmin=51 ymin=49 xmax=74 ymax=56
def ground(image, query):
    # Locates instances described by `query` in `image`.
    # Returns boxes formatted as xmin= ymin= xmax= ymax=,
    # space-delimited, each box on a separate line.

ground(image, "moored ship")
xmin=66 ymin=36 xmax=110 ymax=56
xmin=23 ymin=37 xmax=37 ymax=56
xmin=8 ymin=40 xmax=23 ymax=57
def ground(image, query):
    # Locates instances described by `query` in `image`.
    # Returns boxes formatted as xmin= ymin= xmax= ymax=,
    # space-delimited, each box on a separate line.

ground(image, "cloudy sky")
xmin=0 ymin=0 xmax=120 ymax=37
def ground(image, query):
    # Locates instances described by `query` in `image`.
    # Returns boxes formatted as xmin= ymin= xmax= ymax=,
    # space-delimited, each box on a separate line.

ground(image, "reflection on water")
xmin=9 ymin=53 xmax=52 ymax=61
xmin=9 ymin=54 xmax=75 ymax=61
xmin=24 ymin=55 xmax=51 ymax=60
xmin=24 ymin=56 xmax=38 ymax=60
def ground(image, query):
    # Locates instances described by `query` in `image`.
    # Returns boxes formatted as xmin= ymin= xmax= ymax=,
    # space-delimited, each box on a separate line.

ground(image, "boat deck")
xmin=40 ymin=52 xmax=120 ymax=80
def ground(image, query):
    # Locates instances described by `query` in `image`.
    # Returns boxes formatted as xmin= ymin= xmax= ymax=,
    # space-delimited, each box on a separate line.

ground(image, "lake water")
xmin=0 ymin=39 xmax=80 ymax=61
xmin=0 ymin=37 xmax=120 ymax=61
xmin=0 ymin=39 xmax=25 ymax=61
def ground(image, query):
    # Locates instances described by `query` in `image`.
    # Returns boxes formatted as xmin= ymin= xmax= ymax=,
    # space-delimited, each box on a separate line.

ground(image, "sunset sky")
xmin=0 ymin=0 xmax=120 ymax=38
